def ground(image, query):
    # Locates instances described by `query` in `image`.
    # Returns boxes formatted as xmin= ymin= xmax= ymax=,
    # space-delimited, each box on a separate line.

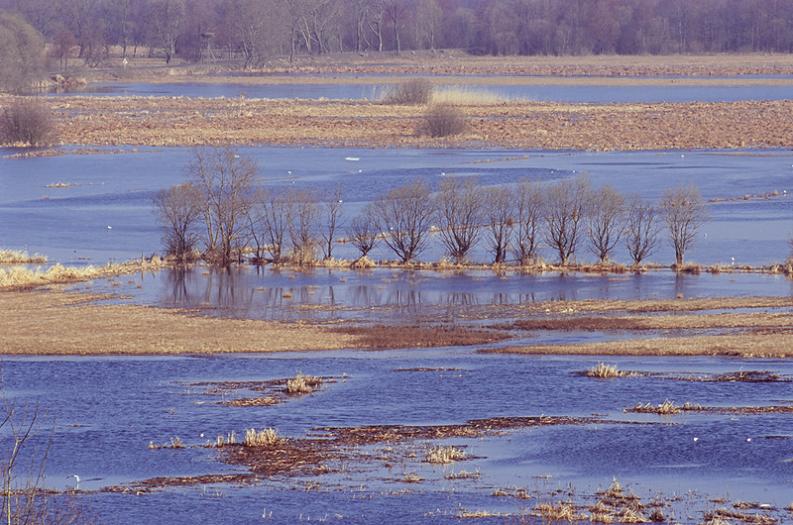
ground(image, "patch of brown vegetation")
xmin=705 ymin=508 xmax=778 ymax=525
xmin=484 ymin=332 xmax=793 ymax=358
xmin=102 ymin=473 xmax=256 ymax=494
xmin=513 ymin=296 xmax=793 ymax=315
xmin=335 ymin=325 xmax=510 ymax=349
xmin=12 ymin=93 xmax=793 ymax=151
xmin=191 ymin=375 xmax=336 ymax=407
xmin=626 ymin=402 xmax=793 ymax=415
xmin=0 ymin=290 xmax=355 ymax=355
xmin=504 ymin=313 xmax=793 ymax=332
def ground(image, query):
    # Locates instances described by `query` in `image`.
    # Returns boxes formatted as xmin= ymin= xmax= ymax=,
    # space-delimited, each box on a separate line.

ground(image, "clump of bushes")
xmin=243 ymin=428 xmax=281 ymax=447
xmin=421 ymin=104 xmax=466 ymax=138
xmin=382 ymin=78 xmax=433 ymax=105
xmin=585 ymin=363 xmax=624 ymax=379
xmin=0 ymin=99 xmax=58 ymax=146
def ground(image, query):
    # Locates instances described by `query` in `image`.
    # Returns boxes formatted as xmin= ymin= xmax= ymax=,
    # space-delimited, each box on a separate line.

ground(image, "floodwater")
xmin=52 ymin=80 xmax=793 ymax=104
xmin=1 ymin=147 xmax=791 ymax=266
xmin=2 ymin=351 xmax=792 ymax=524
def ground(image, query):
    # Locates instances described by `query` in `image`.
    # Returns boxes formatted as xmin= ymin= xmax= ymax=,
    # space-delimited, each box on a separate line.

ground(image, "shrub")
xmin=243 ymin=428 xmax=281 ymax=447
xmin=421 ymin=104 xmax=467 ymax=138
xmin=382 ymin=78 xmax=433 ymax=105
xmin=285 ymin=374 xmax=322 ymax=395
xmin=0 ymin=100 xmax=57 ymax=146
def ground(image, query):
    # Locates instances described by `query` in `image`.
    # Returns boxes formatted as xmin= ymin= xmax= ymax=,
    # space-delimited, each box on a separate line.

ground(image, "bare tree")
xmin=349 ymin=205 xmax=379 ymax=260
xmin=484 ymin=186 xmax=514 ymax=264
xmin=189 ymin=147 xmax=257 ymax=266
xmin=436 ymin=178 xmax=482 ymax=264
xmin=544 ymin=176 xmax=591 ymax=265
xmin=624 ymin=195 xmax=661 ymax=266
xmin=250 ymin=189 xmax=290 ymax=263
xmin=515 ymin=181 xmax=543 ymax=265
xmin=587 ymin=186 xmax=625 ymax=263
xmin=154 ymin=183 xmax=202 ymax=261
xmin=320 ymin=187 xmax=343 ymax=260
xmin=287 ymin=190 xmax=320 ymax=265
xmin=373 ymin=180 xmax=435 ymax=263
xmin=661 ymin=186 xmax=707 ymax=267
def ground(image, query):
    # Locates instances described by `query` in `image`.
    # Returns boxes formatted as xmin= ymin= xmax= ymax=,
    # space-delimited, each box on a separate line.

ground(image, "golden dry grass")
xmin=425 ymin=445 xmax=467 ymax=464
xmin=243 ymin=428 xmax=281 ymax=447
xmin=285 ymin=374 xmax=322 ymax=395
xmin=585 ymin=363 xmax=625 ymax=379
xmin=8 ymin=93 xmax=793 ymax=151
xmin=0 ymin=289 xmax=356 ymax=355
xmin=485 ymin=332 xmax=793 ymax=358
xmin=509 ymin=312 xmax=793 ymax=332
xmin=0 ymin=249 xmax=47 ymax=264
xmin=0 ymin=258 xmax=165 ymax=289
xmin=515 ymin=296 xmax=793 ymax=315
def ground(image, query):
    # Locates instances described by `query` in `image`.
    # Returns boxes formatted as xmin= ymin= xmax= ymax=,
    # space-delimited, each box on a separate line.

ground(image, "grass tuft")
xmin=425 ymin=445 xmax=467 ymax=464
xmin=243 ymin=428 xmax=281 ymax=447
xmin=381 ymin=78 xmax=433 ymax=105
xmin=285 ymin=373 xmax=322 ymax=395
xmin=585 ymin=363 xmax=625 ymax=379
xmin=430 ymin=87 xmax=508 ymax=106
xmin=0 ymin=249 xmax=47 ymax=264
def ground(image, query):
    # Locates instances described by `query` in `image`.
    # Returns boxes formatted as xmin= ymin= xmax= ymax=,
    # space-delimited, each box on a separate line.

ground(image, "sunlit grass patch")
xmin=629 ymin=400 xmax=682 ymax=415
xmin=585 ymin=363 xmax=625 ymax=379
xmin=400 ymin=472 xmax=423 ymax=484
xmin=534 ymin=501 xmax=584 ymax=522
xmin=285 ymin=373 xmax=322 ymax=395
xmin=445 ymin=469 xmax=480 ymax=480
xmin=425 ymin=445 xmax=466 ymax=464
xmin=0 ymin=258 xmax=165 ymax=289
xmin=0 ymin=249 xmax=47 ymax=264
xmin=430 ymin=87 xmax=510 ymax=106
xmin=243 ymin=428 xmax=281 ymax=447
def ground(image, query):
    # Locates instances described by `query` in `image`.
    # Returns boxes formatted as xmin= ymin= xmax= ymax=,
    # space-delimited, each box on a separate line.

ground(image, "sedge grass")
xmin=0 ymin=249 xmax=47 ymax=264
xmin=425 ymin=445 xmax=466 ymax=464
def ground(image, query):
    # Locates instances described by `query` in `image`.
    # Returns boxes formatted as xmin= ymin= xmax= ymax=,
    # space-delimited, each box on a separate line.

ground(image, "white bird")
xmin=106 ymin=225 xmax=112 ymax=230
xmin=693 ymin=437 xmax=699 ymax=443
xmin=68 ymin=474 xmax=80 ymax=490
xmin=746 ymin=437 xmax=752 ymax=443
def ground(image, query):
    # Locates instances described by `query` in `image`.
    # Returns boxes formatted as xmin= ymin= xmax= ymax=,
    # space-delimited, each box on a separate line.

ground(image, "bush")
xmin=0 ymin=100 xmax=57 ymax=146
xmin=382 ymin=78 xmax=433 ymax=105
xmin=421 ymin=104 xmax=466 ymax=138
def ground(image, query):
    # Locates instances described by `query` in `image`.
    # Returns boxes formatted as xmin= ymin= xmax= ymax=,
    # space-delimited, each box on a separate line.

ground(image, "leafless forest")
xmin=3 ymin=0 xmax=793 ymax=69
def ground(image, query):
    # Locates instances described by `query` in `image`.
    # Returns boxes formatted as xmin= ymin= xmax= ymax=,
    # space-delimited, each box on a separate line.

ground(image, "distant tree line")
xmin=158 ymin=148 xmax=713 ymax=270
xmin=3 ymin=0 xmax=793 ymax=69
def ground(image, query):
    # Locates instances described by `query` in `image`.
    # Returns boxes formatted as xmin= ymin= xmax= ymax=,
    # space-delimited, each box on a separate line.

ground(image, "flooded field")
xmin=1 ymin=147 xmax=791 ymax=266
xmin=2 ymin=351 xmax=792 ymax=524
xmin=53 ymin=80 xmax=793 ymax=104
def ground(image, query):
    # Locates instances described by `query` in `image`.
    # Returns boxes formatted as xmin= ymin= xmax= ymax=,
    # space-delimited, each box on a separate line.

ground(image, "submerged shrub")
xmin=421 ymin=104 xmax=466 ymax=138
xmin=382 ymin=78 xmax=433 ymax=105
xmin=0 ymin=99 xmax=57 ymax=146
xmin=285 ymin=373 xmax=322 ymax=395
xmin=585 ymin=363 xmax=624 ymax=379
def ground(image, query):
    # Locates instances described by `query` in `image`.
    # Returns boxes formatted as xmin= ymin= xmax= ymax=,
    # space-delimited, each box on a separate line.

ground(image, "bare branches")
xmin=436 ymin=178 xmax=481 ymax=264
xmin=349 ymin=206 xmax=379 ymax=260
xmin=373 ymin=180 xmax=434 ymax=263
xmin=153 ymin=183 xmax=202 ymax=261
xmin=587 ymin=186 xmax=625 ymax=263
xmin=188 ymin=147 xmax=257 ymax=266
xmin=661 ymin=186 xmax=707 ymax=267
xmin=320 ymin=187 xmax=344 ymax=260
xmin=624 ymin=195 xmax=660 ymax=266
xmin=286 ymin=190 xmax=320 ymax=265
xmin=484 ymin=187 xmax=514 ymax=264
xmin=515 ymin=181 xmax=543 ymax=265
xmin=543 ymin=177 xmax=591 ymax=265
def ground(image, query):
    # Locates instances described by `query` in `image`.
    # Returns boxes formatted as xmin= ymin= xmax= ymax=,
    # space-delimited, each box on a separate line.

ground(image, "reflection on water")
xmin=91 ymin=265 xmax=793 ymax=321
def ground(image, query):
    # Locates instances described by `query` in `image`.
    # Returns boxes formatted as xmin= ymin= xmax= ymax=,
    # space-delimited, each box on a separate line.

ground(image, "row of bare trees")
xmin=6 ymin=0 xmax=793 ymax=70
xmin=157 ymin=149 xmax=709 ymax=269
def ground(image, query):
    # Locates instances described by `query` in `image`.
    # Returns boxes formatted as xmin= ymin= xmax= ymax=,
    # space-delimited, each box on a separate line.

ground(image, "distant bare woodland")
xmin=2 ymin=0 xmax=793 ymax=69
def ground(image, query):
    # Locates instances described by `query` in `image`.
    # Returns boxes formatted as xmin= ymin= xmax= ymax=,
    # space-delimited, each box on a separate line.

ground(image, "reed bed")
xmin=285 ymin=374 xmax=322 ymax=395
xmin=243 ymin=428 xmax=281 ymax=447
xmin=425 ymin=445 xmax=466 ymax=464
xmin=0 ymin=249 xmax=47 ymax=264
xmin=0 ymin=257 xmax=165 ymax=289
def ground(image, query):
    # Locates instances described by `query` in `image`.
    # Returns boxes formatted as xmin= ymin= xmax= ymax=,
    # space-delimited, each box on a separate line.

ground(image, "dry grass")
xmin=243 ymin=428 xmax=281 ymax=447
xmin=380 ymin=78 xmax=433 ymax=105
xmin=445 ymin=469 xmax=480 ymax=480
xmin=507 ymin=312 xmax=793 ymax=332
xmin=285 ymin=374 xmax=322 ymax=395
xmin=0 ymin=289 xmax=357 ymax=355
xmin=0 ymin=258 xmax=165 ymax=290
xmin=535 ymin=501 xmax=584 ymax=522
xmin=585 ymin=363 xmax=626 ymax=379
xmin=430 ymin=87 xmax=509 ymax=105
xmin=485 ymin=332 xmax=793 ymax=358
xmin=334 ymin=325 xmax=510 ymax=349
xmin=425 ymin=445 xmax=467 ymax=464
xmin=627 ymin=401 xmax=703 ymax=415
xmin=16 ymin=93 xmax=793 ymax=151
xmin=0 ymin=250 xmax=47 ymax=264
